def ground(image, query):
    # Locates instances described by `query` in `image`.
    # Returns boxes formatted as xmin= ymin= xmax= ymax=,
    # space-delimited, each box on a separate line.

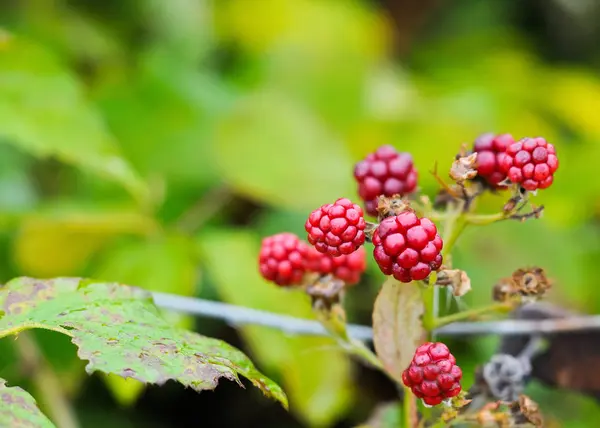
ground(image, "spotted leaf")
xmin=0 ymin=378 xmax=56 ymax=427
xmin=0 ymin=277 xmax=287 ymax=408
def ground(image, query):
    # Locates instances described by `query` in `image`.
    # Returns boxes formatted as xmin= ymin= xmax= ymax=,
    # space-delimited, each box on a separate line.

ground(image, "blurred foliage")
xmin=0 ymin=0 xmax=600 ymax=426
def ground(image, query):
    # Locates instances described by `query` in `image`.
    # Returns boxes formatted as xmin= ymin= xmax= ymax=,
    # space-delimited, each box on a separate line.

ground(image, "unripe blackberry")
xmin=473 ymin=133 xmax=514 ymax=188
xmin=499 ymin=137 xmax=559 ymax=191
xmin=259 ymin=233 xmax=309 ymax=286
xmin=372 ymin=211 xmax=443 ymax=283
xmin=306 ymin=246 xmax=366 ymax=285
xmin=402 ymin=342 xmax=462 ymax=406
xmin=353 ymin=145 xmax=418 ymax=216
xmin=305 ymin=198 xmax=366 ymax=257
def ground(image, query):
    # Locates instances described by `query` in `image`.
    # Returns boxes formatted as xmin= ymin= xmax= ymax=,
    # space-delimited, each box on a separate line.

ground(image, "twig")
xmin=175 ymin=185 xmax=233 ymax=233
xmin=152 ymin=292 xmax=600 ymax=340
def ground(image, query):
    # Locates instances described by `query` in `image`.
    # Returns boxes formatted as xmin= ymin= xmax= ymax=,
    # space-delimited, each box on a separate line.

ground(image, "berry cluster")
xmin=305 ymin=198 xmax=366 ymax=256
xmin=402 ymin=342 xmax=462 ymax=406
xmin=259 ymin=232 xmax=367 ymax=287
xmin=259 ymin=233 xmax=309 ymax=286
xmin=500 ymin=137 xmax=558 ymax=191
xmin=353 ymin=145 xmax=418 ymax=216
xmin=473 ymin=133 xmax=514 ymax=188
xmin=258 ymin=136 xmax=560 ymax=408
xmin=372 ymin=211 xmax=443 ymax=282
xmin=472 ymin=135 xmax=559 ymax=191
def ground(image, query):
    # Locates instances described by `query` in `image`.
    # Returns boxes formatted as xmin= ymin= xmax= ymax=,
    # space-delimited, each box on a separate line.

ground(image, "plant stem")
xmin=423 ymin=202 xmax=468 ymax=336
xmin=16 ymin=333 xmax=80 ymax=428
xmin=313 ymin=304 xmax=388 ymax=374
xmin=403 ymin=386 xmax=418 ymax=428
xmin=433 ymin=302 xmax=513 ymax=328
xmin=346 ymin=339 xmax=385 ymax=371
xmin=464 ymin=212 xmax=505 ymax=225
xmin=175 ymin=184 xmax=232 ymax=234
xmin=422 ymin=284 xmax=436 ymax=333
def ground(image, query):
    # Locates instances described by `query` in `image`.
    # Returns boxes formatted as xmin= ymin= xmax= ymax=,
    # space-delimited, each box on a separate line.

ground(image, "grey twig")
xmin=152 ymin=292 xmax=600 ymax=341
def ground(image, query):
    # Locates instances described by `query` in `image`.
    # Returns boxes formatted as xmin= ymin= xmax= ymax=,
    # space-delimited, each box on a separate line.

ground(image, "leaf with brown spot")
xmin=372 ymin=279 xmax=426 ymax=383
xmin=0 ymin=277 xmax=287 ymax=408
xmin=0 ymin=378 xmax=56 ymax=427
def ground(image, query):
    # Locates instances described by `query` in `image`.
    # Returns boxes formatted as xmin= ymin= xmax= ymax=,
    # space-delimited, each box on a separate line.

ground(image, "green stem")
xmin=422 ymin=284 xmax=435 ymax=333
xmin=423 ymin=203 xmax=468 ymax=335
xmin=346 ymin=339 xmax=386 ymax=371
xmin=464 ymin=212 xmax=505 ymax=225
xmin=313 ymin=304 xmax=389 ymax=376
xmin=433 ymin=302 xmax=513 ymax=328
xmin=403 ymin=386 xmax=417 ymax=428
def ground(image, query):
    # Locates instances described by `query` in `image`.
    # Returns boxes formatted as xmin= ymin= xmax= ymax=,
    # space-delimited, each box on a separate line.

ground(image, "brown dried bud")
xmin=503 ymin=195 xmax=520 ymax=213
xmin=450 ymin=152 xmax=478 ymax=183
xmin=493 ymin=267 xmax=551 ymax=303
xmin=306 ymin=275 xmax=346 ymax=308
xmin=512 ymin=267 xmax=551 ymax=297
xmin=436 ymin=269 xmax=472 ymax=297
xmin=375 ymin=195 xmax=412 ymax=220
xmin=510 ymin=395 xmax=543 ymax=427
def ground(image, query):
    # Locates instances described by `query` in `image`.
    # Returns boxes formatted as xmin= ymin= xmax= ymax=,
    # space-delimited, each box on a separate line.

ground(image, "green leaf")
xmin=372 ymin=279 xmax=425 ymax=383
xmin=0 ymin=34 xmax=149 ymax=203
xmin=213 ymin=92 xmax=354 ymax=211
xmin=0 ymin=378 xmax=56 ymax=428
xmin=198 ymin=229 xmax=352 ymax=426
xmin=0 ymin=277 xmax=287 ymax=408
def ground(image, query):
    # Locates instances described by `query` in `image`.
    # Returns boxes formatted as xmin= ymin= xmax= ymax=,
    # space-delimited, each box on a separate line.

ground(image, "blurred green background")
xmin=1 ymin=0 xmax=599 ymax=426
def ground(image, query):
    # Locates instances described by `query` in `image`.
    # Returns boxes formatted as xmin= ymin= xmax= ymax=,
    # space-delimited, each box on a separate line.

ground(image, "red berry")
xmin=259 ymin=233 xmax=309 ymax=286
xmin=402 ymin=342 xmax=462 ymax=405
xmin=472 ymin=133 xmax=515 ymax=188
xmin=306 ymin=246 xmax=366 ymax=285
xmin=499 ymin=137 xmax=558 ymax=191
xmin=353 ymin=145 xmax=418 ymax=216
xmin=372 ymin=212 xmax=443 ymax=283
xmin=305 ymin=198 xmax=366 ymax=256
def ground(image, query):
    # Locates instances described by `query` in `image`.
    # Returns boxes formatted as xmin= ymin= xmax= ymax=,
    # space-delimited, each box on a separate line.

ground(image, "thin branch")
xmin=152 ymin=292 xmax=600 ymax=340
xmin=175 ymin=185 xmax=233 ymax=234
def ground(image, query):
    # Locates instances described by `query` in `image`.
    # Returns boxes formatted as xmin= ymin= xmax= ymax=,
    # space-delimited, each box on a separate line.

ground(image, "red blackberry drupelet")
xmin=372 ymin=211 xmax=443 ymax=283
xmin=353 ymin=145 xmax=418 ymax=216
xmin=305 ymin=198 xmax=366 ymax=257
xmin=258 ymin=233 xmax=309 ymax=286
xmin=402 ymin=342 xmax=462 ymax=406
xmin=472 ymin=133 xmax=514 ymax=188
xmin=306 ymin=246 xmax=367 ymax=285
xmin=499 ymin=137 xmax=559 ymax=191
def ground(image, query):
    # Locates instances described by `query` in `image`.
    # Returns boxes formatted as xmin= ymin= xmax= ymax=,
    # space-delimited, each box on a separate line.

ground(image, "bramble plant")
xmin=259 ymin=136 xmax=558 ymax=427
